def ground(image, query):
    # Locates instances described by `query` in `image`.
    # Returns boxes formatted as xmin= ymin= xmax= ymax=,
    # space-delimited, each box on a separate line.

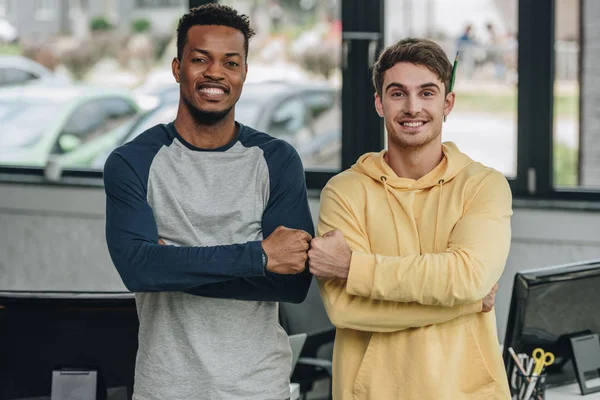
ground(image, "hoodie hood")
xmin=351 ymin=142 xmax=473 ymax=190
xmin=350 ymin=141 xmax=475 ymax=254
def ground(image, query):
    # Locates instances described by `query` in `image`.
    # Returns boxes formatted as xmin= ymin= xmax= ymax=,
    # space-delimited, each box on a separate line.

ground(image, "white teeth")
xmin=402 ymin=122 xmax=424 ymax=127
xmin=200 ymin=88 xmax=225 ymax=94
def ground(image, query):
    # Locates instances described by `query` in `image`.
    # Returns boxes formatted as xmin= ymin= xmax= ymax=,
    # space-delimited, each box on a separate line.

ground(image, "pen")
xmin=508 ymin=347 xmax=531 ymax=383
xmin=519 ymin=358 xmax=535 ymax=399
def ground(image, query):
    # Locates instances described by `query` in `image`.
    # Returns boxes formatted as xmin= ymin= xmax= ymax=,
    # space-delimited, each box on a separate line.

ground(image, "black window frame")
xmin=512 ymin=0 xmax=600 ymax=202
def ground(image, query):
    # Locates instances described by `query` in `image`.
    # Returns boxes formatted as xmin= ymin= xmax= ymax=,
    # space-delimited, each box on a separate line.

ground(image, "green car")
xmin=0 ymin=84 xmax=141 ymax=168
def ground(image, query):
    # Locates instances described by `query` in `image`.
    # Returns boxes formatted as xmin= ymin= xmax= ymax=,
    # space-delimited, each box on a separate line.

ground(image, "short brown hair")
xmin=372 ymin=38 xmax=453 ymax=96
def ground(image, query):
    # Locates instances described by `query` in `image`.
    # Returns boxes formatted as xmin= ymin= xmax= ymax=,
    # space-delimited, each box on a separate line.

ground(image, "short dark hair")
xmin=176 ymin=3 xmax=256 ymax=61
xmin=372 ymin=38 xmax=453 ymax=96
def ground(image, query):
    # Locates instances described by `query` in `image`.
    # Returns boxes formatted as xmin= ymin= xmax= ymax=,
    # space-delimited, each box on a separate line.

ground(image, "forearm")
xmin=185 ymin=267 xmax=312 ymax=303
xmin=318 ymin=278 xmax=482 ymax=333
xmin=107 ymin=238 xmax=265 ymax=292
xmin=346 ymin=248 xmax=506 ymax=307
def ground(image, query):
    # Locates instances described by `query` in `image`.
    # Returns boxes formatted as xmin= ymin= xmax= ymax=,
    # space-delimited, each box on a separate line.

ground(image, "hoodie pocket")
xmin=460 ymin=322 xmax=496 ymax=396
xmin=352 ymin=333 xmax=378 ymax=398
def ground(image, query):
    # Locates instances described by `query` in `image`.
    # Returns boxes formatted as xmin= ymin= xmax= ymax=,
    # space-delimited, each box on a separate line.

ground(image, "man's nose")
xmin=203 ymin=61 xmax=225 ymax=80
xmin=404 ymin=95 xmax=422 ymax=116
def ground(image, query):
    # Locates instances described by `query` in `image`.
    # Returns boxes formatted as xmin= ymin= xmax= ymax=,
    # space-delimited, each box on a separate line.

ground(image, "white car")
xmin=0 ymin=55 xmax=71 ymax=87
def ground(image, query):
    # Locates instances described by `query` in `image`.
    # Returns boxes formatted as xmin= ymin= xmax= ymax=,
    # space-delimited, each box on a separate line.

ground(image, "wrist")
xmin=260 ymin=244 xmax=269 ymax=272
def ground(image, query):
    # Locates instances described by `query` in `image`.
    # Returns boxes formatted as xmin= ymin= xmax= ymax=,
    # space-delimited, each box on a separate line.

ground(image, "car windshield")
xmin=0 ymin=102 xmax=62 ymax=149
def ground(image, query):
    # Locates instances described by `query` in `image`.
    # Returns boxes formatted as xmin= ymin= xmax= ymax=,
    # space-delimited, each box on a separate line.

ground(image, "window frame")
xmin=2 ymin=0 xmax=599 ymax=205
xmin=511 ymin=0 xmax=600 ymax=202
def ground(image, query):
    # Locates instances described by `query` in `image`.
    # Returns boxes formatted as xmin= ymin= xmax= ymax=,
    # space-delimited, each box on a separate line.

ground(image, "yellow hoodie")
xmin=317 ymin=142 xmax=512 ymax=400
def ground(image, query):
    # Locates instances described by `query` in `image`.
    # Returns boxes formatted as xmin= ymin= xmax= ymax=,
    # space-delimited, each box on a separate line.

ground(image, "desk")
xmin=545 ymin=381 xmax=600 ymax=400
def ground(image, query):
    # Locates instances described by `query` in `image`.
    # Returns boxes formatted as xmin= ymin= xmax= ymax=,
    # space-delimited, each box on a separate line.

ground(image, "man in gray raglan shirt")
xmin=103 ymin=4 xmax=313 ymax=400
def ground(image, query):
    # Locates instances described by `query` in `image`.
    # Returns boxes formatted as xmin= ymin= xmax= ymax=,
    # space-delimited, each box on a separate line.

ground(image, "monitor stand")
xmin=569 ymin=333 xmax=600 ymax=395
xmin=51 ymin=368 xmax=105 ymax=400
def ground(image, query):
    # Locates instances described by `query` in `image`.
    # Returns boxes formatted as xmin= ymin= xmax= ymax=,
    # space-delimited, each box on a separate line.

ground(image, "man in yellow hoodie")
xmin=307 ymin=38 xmax=513 ymax=399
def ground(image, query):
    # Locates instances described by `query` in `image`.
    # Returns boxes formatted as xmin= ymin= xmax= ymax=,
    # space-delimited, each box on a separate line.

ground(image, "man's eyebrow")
xmin=189 ymin=48 xmax=242 ymax=58
xmin=384 ymin=82 xmax=441 ymax=92
xmin=189 ymin=48 xmax=210 ymax=56
xmin=419 ymin=82 xmax=441 ymax=90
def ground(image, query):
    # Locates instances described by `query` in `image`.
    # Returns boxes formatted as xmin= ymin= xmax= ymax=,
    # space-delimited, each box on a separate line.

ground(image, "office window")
xmin=35 ymin=0 xmax=56 ymax=20
xmin=136 ymin=0 xmax=187 ymax=7
xmin=219 ymin=0 xmax=342 ymax=173
xmin=384 ymin=0 xmax=518 ymax=178
xmin=555 ymin=0 xmax=599 ymax=190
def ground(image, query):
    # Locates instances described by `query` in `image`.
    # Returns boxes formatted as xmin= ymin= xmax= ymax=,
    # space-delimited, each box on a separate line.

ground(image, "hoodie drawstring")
xmin=381 ymin=176 xmax=403 ymax=255
xmin=434 ymin=179 xmax=444 ymax=251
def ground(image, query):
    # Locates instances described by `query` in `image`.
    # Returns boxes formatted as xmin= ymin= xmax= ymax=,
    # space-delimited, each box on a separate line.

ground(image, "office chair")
xmin=279 ymin=277 xmax=335 ymax=400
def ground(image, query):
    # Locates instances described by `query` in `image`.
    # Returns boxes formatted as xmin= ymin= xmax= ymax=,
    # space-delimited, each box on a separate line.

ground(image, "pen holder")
xmin=513 ymin=371 xmax=547 ymax=400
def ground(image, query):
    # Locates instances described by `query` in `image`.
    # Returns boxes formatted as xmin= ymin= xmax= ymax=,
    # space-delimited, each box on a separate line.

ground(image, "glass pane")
xmin=384 ymin=0 xmax=518 ymax=178
xmin=553 ymin=0 xmax=591 ymax=189
xmin=219 ymin=0 xmax=342 ymax=171
xmin=0 ymin=0 xmax=341 ymax=173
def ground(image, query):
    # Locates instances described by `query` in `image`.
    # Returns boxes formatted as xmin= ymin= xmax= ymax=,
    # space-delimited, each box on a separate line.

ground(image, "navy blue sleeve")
xmin=104 ymin=151 xmax=265 ymax=292
xmin=185 ymin=140 xmax=314 ymax=303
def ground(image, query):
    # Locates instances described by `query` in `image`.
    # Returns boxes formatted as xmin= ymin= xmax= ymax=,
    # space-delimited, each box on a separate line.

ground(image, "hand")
xmin=482 ymin=283 xmax=498 ymax=313
xmin=158 ymin=239 xmax=165 ymax=245
xmin=261 ymin=226 xmax=312 ymax=275
xmin=308 ymin=230 xmax=352 ymax=280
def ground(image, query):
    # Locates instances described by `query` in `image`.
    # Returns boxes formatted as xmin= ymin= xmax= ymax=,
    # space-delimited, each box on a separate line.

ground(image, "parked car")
xmin=92 ymin=81 xmax=341 ymax=170
xmin=0 ymin=55 xmax=71 ymax=87
xmin=0 ymin=84 xmax=141 ymax=168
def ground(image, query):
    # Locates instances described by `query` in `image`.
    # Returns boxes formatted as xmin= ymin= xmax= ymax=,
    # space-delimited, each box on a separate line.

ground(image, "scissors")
xmin=532 ymin=348 xmax=555 ymax=375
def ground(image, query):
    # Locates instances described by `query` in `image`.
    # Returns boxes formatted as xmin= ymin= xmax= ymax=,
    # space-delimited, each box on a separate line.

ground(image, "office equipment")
xmin=533 ymin=348 xmax=556 ymax=375
xmin=289 ymin=333 xmax=308 ymax=373
xmin=522 ymin=348 xmax=555 ymax=400
xmin=509 ymin=346 xmax=532 ymax=383
xmin=50 ymin=368 xmax=100 ymax=400
xmin=569 ymin=333 xmax=600 ymax=395
xmin=0 ymin=291 xmax=138 ymax=400
xmin=503 ymin=259 xmax=600 ymax=392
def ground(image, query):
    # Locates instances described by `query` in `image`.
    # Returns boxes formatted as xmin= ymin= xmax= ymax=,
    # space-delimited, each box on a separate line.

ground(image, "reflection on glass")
xmin=0 ymin=0 xmax=341 ymax=172
xmin=0 ymin=103 xmax=61 ymax=151
xmin=384 ymin=0 xmax=518 ymax=178
xmin=220 ymin=0 xmax=342 ymax=171
xmin=0 ymin=85 xmax=139 ymax=168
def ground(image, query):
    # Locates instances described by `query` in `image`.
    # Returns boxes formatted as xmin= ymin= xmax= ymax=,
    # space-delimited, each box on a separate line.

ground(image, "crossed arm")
xmin=104 ymin=150 xmax=313 ymax=303
xmin=314 ymin=172 xmax=512 ymax=332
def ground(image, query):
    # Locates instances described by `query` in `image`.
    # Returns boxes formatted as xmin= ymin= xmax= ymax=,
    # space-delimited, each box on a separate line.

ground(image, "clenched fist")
xmin=308 ymin=230 xmax=352 ymax=280
xmin=261 ymin=226 xmax=312 ymax=275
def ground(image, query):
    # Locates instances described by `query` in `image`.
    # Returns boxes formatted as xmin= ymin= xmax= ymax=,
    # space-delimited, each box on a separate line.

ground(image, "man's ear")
xmin=443 ymin=91 xmax=455 ymax=121
xmin=374 ymin=93 xmax=384 ymax=117
xmin=172 ymin=57 xmax=181 ymax=83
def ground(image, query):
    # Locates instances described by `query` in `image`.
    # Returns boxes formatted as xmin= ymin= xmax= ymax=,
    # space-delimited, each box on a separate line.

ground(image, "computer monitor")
xmin=0 ymin=291 xmax=138 ymax=400
xmin=503 ymin=259 xmax=600 ymax=387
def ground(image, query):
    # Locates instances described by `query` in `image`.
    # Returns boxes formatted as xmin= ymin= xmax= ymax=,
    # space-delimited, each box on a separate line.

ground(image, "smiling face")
xmin=172 ymin=24 xmax=248 ymax=125
xmin=375 ymin=62 xmax=454 ymax=151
